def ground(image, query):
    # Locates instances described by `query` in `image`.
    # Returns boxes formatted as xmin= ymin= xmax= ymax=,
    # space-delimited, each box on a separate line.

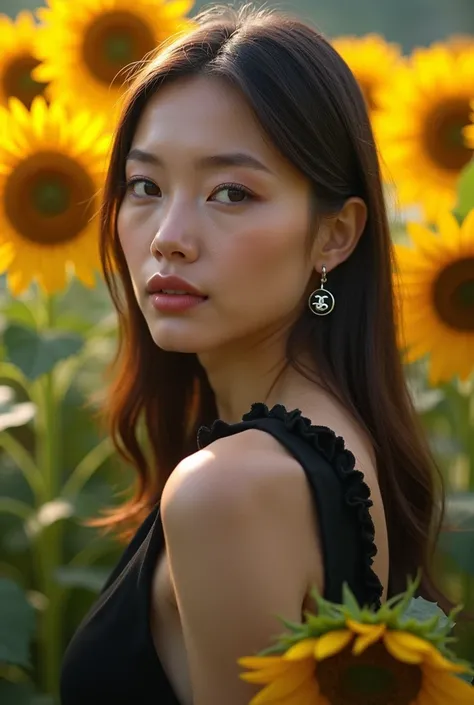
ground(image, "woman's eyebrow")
xmin=126 ymin=148 xmax=273 ymax=174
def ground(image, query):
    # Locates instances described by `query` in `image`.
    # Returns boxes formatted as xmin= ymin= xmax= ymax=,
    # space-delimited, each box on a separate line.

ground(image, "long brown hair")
xmin=94 ymin=4 xmax=448 ymax=606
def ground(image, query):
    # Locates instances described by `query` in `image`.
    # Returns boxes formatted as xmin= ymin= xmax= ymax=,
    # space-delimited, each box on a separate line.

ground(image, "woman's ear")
xmin=311 ymin=197 xmax=367 ymax=272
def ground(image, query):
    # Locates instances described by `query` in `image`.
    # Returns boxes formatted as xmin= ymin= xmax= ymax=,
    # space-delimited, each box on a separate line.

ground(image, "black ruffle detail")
xmin=198 ymin=402 xmax=383 ymax=610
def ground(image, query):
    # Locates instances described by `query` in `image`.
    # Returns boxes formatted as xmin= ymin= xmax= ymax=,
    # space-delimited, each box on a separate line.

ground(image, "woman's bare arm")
xmin=159 ymin=432 xmax=324 ymax=705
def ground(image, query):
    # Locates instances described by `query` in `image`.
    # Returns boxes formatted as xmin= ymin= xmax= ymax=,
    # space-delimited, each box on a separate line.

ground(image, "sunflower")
xmin=463 ymin=100 xmax=474 ymax=148
xmin=331 ymin=34 xmax=404 ymax=117
xmin=0 ymin=96 xmax=110 ymax=295
xmin=32 ymin=0 xmax=194 ymax=118
xmin=239 ymin=579 xmax=474 ymax=705
xmin=394 ymin=209 xmax=474 ymax=385
xmin=241 ymin=628 xmax=473 ymax=705
xmin=433 ymin=34 xmax=474 ymax=55
xmin=374 ymin=42 xmax=474 ymax=222
xmin=0 ymin=11 xmax=48 ymax=109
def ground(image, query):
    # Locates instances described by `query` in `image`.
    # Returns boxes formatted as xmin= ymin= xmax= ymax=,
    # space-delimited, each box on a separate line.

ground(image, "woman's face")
xmin=118 ymin=75 xmax=315 ymax=357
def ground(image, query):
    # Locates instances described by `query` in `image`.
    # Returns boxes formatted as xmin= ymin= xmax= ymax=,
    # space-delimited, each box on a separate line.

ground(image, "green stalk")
xmin=466 ymin=383 xmax=474 ymax=613
xmin=35 ymin=293 xmax=63 ymax=699
xmin=0 ymin=431 xmax=45 ymax=501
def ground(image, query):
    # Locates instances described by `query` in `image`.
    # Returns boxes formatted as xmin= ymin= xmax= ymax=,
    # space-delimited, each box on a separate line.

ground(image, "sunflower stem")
xmin=466 ymin=384 xmax=474 ymax=612
xmin=35 ymin=292 xmax=63 ymax=700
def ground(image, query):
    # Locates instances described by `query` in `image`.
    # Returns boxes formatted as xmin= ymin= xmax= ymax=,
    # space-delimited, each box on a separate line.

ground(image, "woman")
xmin=60 ymin=5 xmax=449 ymax=705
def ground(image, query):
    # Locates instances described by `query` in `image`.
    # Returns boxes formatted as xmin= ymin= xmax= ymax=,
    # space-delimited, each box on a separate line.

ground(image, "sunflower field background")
xmin=0 ymin=0 xmax=473 ymax=703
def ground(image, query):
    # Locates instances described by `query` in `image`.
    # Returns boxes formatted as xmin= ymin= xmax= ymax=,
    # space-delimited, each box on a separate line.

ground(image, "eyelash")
xmin=124 ymin=177 xmax=255 ymax=203
xmin=125 ymin=176 xmax=160 ymax=198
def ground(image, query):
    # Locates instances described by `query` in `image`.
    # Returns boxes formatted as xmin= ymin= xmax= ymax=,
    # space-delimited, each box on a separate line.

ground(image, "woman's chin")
xmin=152 ymin=334 xmax=198 ymax=353
xmin=149 ymin=323 xmax=206 ymax=354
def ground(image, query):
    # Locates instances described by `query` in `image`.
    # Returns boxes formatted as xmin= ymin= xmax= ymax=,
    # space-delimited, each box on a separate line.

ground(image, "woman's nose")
xmin=150 ymin=213 xmax=199 ymax=262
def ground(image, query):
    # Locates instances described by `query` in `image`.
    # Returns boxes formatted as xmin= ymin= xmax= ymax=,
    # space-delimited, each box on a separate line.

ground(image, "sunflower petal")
xmin=352 ymin=623 xmax=386 ymax=656
xmin=425 ymin=646 xmax=472 ymax=674
xmin=421 ymin=670 xmax=474 ymax=704
xmin=284 ymin=639 xmax=319 ymax=661
xmin=237 ymin=656 xmax=286 ymax=670
xmin=383 ymin=631 xmax=424 ymax=664
xmin=387 ymin=631 xmax=434 ymax=654
xmin=314 ymin=630 xmax=353 ymax=661
xmin=240 ymin=662 xmax=291 ymax=685
xmin=273 ymin=679 xmax=323 ymax=705
xmin=346 ymin=619 xmax=383 ymax=635
xmin=248 ymin=660 xmax=315 ymax=705
xmin=7 ymin=266 xmax=33 ymax=296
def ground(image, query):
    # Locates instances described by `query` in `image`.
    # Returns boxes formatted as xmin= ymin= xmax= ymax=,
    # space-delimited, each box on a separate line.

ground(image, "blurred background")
xmin=2 ymin=0 xmax=474 ymax=50
xmin=0 ymin=0 xmax=473 ymax=704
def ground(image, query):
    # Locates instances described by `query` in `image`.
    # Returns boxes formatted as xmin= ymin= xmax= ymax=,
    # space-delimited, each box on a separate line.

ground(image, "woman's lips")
xmin=149 ymin=292 xmax=208 ymax=313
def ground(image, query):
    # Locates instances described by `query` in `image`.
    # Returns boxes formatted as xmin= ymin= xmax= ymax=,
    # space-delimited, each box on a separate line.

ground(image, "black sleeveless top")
xmin=60 ymin=403 xmax=383 ymax=705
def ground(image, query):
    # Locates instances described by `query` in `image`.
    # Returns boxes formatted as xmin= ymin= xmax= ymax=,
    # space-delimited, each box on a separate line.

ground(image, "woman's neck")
xmin=198 ymin=339 xmax=322 ymax=424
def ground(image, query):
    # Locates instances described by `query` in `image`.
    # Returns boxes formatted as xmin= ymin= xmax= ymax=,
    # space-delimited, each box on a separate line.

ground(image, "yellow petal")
xmin=73 ymin=258 xmax=98 ymax=289
xmin=37 ymin=256 xmax=68 ymax=294
xmin=425 ymin=646 xmax=472 ymax=674
xmin=386 ymin=631 xmax=434 ymax=655
xmin=284 ymin=639 xmax=319 ymax=661
xmin=7 ymin=266 xmax=33 ymax=296
xmin=383 ymin=631 xmax=424 ymax=664
xmin=436 ymin=210 xmax=461 ymax=242
xmin=421 ymin=670 xmax=474 ymax=704
xmin=163 ymin=0 xmax=195 ymax=18
xmin=314 ymin=630 xmax=353 ymax=661
xmin=248 ymin=660 xmax=315 ymax=705
xmin=0 ymin=244 xmax=14 ymax=270
xmin=238 ymin=656 xmax=286 ymax=670
xmin=274 ymin=679 xmax=324 ymax=705
xmin=240 ymin=662 xmax=291 ymax=685
xmin=346 ymin=619 xmax=385 ymax=635
xmin=352 ymin=623 xmax=386 ymax=656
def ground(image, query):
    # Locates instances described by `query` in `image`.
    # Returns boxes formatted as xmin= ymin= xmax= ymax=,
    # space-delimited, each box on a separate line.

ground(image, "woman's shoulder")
xmin=173 ymin=399 xmax=388 ymax=602
xmin=162 ymin=398 xmax=380 ymax=516
xmin=161 ymin=421 xmax=309 ymax=527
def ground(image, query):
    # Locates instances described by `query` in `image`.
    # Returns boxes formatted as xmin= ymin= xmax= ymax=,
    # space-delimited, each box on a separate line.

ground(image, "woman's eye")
xmin=127 ymin=178 xmax=161 ymax=198
xmin=210 ymin=184 xmax=252 ymax=204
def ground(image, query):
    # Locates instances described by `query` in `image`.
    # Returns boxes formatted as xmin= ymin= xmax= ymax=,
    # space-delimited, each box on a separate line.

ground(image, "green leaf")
xmin=439 ymin=493 xmax=474 ymax=576
xmin=3 ymin=324 xmax=85 ymax=381
xmin=342 ymin=583 xmax=362 ymax=618
xmin=0 ymin=579 xmax=35 ymax=668
xmin=0 ymin=299 xmax=38 ymax=329
xmin=400 ymin=596 xmax=451 ymax=631
xmin=454 ymin=159 xmax=474 ymax=221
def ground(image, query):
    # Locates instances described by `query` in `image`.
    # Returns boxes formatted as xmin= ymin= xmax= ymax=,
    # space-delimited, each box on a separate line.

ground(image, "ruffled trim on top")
xmin=198 ymin=402 xmax=383 ymax=610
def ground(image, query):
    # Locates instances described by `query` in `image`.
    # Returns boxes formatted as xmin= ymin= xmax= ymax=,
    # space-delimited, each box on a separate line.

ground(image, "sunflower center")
xmin=4 ymin=151 xmax=97 ymax=245
xmin=317 ymin=642 xmax=422 ymax=705
xmin=2 ymin=55 xmax=47 ymax=109
xmin=344 ymin=663 xmax=394 ymax=694
xmin=433 ymin=257 xmax=474 ymax=331
xmin=424 ymin=99 xmax=473 ymax=171
xmin=32 ymin=179 xmax=70 ymax=216
xmin=82 ymin=11 xmax=156 ymax=85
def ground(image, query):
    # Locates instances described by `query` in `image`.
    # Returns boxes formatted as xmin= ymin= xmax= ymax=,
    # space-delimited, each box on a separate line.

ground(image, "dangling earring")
xmin=308 ymin=265 xmax=335 ymax=316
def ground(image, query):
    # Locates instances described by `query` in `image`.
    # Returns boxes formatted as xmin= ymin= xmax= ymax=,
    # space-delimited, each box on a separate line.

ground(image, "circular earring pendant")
xmin=308 ymin=288 xmax=335 ymax=316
